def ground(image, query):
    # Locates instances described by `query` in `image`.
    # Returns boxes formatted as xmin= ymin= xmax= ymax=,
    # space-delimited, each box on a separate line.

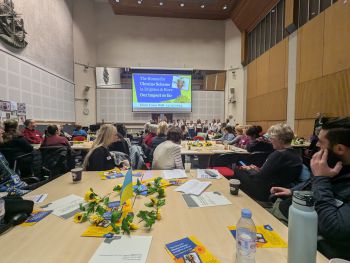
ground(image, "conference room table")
xmin=181 ymin=141 xmax=249 ymax=168
xmin=32 ymin=141 xmax=93 ymax=151
xmin=0 ymin=170 xmax=328 ymax=263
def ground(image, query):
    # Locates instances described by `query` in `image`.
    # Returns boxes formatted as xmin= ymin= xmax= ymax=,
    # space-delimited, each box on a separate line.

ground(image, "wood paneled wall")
xmin=246 ymin=38 xmax=289 ymax=126
xmin=295 ymin=1 xmax=350 ymax=137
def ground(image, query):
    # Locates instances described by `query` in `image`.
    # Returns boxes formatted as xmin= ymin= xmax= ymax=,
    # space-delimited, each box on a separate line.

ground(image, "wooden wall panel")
xmin=256 ymin=52 xmax=270 ymax=96
xmin=247 ymin=60 xmax=257 ymax=99
xmin=269 ymin=39 xmax=288 ymax=92
xmin=284 ymin=0 xmax=294 ymax=29
xmin=297 ymin=13 xmax=324 ymax=84
xmin=216 ymin=72 xmax=226 ymax=91
xmin=323 ymin=1 xmax=350 ymax=76
xmin=295 ymin=68 xmax=350 ymax=119
xmin=247 ymin=89 xmax=287 ymax=122
xmin=295 ymin=119 xmax=315 ymax=138
xmin=205 ymin=74 xmax=216 ymax=91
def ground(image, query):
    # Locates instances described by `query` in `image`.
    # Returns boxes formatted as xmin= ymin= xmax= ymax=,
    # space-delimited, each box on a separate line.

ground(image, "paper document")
xmin=197 ymin=169 xmax=222 ymax=179
xmin=174 ymin=179 xmax=211 ymax=196
xmin=24 ymin=193 xmax=48 ymax=203
xmin=163 ymin=169 xmax=188 ymax=180
xmin=182 ymin=191 xmax=232 ymax=208
xmin=41 ymin=194 xmax=83 ymax=219
xmin=89 ymin=236 xmax=152 ymax=263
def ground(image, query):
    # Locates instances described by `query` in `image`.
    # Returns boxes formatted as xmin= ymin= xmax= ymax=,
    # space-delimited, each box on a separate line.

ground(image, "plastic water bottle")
xmin=288 ymin=191 xmax=318 ymax=263
xmin=236 ymin=208 xmax=256 ymax=263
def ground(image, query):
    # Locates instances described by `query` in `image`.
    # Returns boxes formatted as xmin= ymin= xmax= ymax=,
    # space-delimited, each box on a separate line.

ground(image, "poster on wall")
xmin=10 ymin=101 xmax=17 ymax=111
xmin=17 ymin=103 xmax=26 ymax=115
xmin=0 ymin=101 xmax=11 ymax=111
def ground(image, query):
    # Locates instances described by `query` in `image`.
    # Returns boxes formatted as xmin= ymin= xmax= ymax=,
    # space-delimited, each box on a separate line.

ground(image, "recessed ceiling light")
xmin=159 ymin=1 xmax=164 ymax=6
xmin=180 ymin=3 xmax=184 ymax=7
xmin=137 ymin=0 xmax=142 ymax=4
xmin=200 ymin=4 xmax=205 ymax=8
xmin=115 ymin=0 xmax=120 ymax=2
xmin=222 ymin=5 xmax=227 ymax=10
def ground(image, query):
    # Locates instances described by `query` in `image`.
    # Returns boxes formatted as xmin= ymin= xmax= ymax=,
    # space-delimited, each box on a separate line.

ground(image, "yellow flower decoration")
xmin=84 ymin=190 xmax=95 ymax=202
xmin=129 ymin=222 xmax=139 ymax=230
xmin=150 ymin=196 xmax=157 ymax=205
xmin=89 ymin=213 xmax=103 ymax=224
xmin=156 ymin=209 xmax=161 ymax=220
xmin=74 ymin=212 xmax=84 ymax=223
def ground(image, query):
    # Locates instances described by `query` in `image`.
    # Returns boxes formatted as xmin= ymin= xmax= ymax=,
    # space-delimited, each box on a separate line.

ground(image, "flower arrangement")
xmin=74 ymin=177 xmax=166 ymax=235
xmin=188 ymin=141 xmax=213 ymax=147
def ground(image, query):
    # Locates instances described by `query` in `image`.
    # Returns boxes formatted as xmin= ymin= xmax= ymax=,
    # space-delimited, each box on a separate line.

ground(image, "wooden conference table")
xmin=0 ymin=170 xmax=327 ymax=263
xmin=32 ymin=141 xmax=93 ymax=151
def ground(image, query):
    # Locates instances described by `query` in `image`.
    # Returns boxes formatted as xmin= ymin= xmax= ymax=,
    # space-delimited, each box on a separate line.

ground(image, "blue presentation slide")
xmin=132 ymin=73 xmax=192 ymax=112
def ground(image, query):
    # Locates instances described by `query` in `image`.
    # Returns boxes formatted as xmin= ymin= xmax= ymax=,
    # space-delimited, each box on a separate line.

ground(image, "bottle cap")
xmin=292 ymin=191 xmax=315 ymax=207
xmin=241 ymin=208 xmax=252 ymax=218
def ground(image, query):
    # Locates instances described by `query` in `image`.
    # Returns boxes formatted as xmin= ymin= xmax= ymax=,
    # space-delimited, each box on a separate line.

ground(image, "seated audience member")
xmin=216 ymin=119 xmax=222 ymax=131
xmin=187 ymin=120 xmax=196 ymax=138
xmin=22 ymin=119 xmax=43 ymax=144
xmin=245 ymin=126 xmax=273 ymax=153
xmin=209 ymin=119 xmax=217 ymax=133
xmin=236 ymin=126 xmax=251 ymax=149
xmin=109 ymin=132 xmax=130 ymax=156
xmin=57 ymin=125 xmax=72 ymax=141
xmin=236 ymin=123 xmax=302 ymax=202
xmin=213 ymin=126 xmax=235 ymax=143
xmin=202 ymin=120 xmax=209 ymax=133
xmin=151 ymin=121 xmax=168 ymax=151
xmin=180 ymin=124 xmax=189 ymax=140
xmin=270 ymin=118 xmax=350 ymax=260
xmin=196 ymin=119 xmax=202 ymax=133
xmin=0 ymin=125 xmax=29 ymax=196
xmin=72 ymin=124 xmax=87 ymax=138
xmin=143 ymin=124 xmax=157 ymax=148
xmin=83 ymin=124 xmax=118 ymax=171
xmin=152 ymin=126 xmax=184 ymax=170
xmin=0 ymin=119 xmax=33 ymax=158
xmin=41 ymin=125 xmax=70 ymax=147
xmin=228 ymin=125 xmax=244 ymax=146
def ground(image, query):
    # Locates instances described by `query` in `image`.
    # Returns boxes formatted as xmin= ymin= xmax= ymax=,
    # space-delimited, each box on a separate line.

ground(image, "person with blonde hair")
xmin=83 ymin=124 xmax=118 ymax=171
xmin=236 ymin=123 xmax=302 ymax=202
xmin=151 ymin=121 xmax=168 ymax=150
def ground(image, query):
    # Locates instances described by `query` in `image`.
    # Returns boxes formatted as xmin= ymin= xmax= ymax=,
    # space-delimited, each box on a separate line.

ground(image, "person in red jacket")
xmin=22 ymin=119 xmax=43 ymax=144
xmin=41 ymin=125 xmax=70 ymax=147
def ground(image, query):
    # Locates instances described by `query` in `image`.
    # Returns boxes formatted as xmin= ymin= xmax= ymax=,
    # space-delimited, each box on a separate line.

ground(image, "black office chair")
xmin=39 ymin=146 xmax=72 ymax=179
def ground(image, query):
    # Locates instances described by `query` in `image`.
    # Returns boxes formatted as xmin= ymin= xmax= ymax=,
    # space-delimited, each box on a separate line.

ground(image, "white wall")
xmin=0 ymin=0 xmax=74 ymax=82
xmin=73 ymin=0 xmax=97 ymax=125
xmin=224 ymin=19 xmax=244 ymax=125
xmin=95 ymin=4 xmax=225 ymax=70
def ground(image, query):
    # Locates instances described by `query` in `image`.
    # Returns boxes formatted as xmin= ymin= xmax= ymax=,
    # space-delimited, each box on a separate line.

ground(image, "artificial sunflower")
xmin=156 ymin=209 xmax=161 ymax=220
xmin=89 ymin=213 xmax=103 ymax=224
xmin=129 ymin=222 xmax=139 ymax=230
xmin=74 ymin=212 xmax=85 ymax=223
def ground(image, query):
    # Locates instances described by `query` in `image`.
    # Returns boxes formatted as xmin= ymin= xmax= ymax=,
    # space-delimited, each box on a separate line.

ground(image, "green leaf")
xmin=157 ymin=188 xmax=165 ymax=198
xmin=111 ymin=224 xmax=120 ymax=234
xmin=144 ymin=202 xmax=154 ymax=208
xmin=111 ymin=210 xmax=122 ymax=224
xmin=157 ymin=199 xmax=166 ymax=207
xmin=113 ymin=185 xmax=122 ymax=192
xmin=136 ymin=179 xmax=141 ymax=186
xmin=96 ymin=205 xmax=106 ymax=216
xmin=79 ymin=203 xmax=86 ymax=211
xmin=103 ymin=197 xmax=110 ymax=205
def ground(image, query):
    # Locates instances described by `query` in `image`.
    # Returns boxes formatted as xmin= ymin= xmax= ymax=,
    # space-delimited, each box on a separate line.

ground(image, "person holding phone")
xmin=270 ymin=117 xmax=350 ymax=260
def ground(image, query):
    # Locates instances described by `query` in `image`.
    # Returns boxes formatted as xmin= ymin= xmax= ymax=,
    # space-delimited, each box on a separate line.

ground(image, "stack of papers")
xmin=174 ymin=179 xmax=211 ymax=196
xmin=163 ymin=169 xmax=188 ymax=180
xmin=41 ymin=194 xmax=83 ymax=219
xmin=197 ymin=169 xmax=222 ymax=179
xmin=89 ymin=236 xmax=152 ymax=263
xmin=182 ymin=191 xmax=232 ymax=208
xmin=24 ymin=194 xmax=48 ymax=203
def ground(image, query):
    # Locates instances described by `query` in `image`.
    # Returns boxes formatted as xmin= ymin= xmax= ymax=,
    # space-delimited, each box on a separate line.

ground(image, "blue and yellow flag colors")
xmin=120 ymin=169 xmax=133 ymax=204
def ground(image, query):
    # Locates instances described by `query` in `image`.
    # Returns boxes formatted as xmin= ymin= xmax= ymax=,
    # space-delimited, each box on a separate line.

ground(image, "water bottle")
xmin=288 ymin=191 xmax=318 ymax=263
xmin=236 ymin=208 xmax=256 ymax=263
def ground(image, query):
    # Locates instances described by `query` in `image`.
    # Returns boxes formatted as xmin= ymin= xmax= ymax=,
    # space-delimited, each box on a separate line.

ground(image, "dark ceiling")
xmin=108 ymin=0 xmax=280 ymax=31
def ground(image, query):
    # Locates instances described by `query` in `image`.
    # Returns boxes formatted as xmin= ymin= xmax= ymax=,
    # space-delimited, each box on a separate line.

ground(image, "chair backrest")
xmin=40 ymin=146 xmax=70 ymax=177
xmin=243 ymin=151 xmax=271 ymax=167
